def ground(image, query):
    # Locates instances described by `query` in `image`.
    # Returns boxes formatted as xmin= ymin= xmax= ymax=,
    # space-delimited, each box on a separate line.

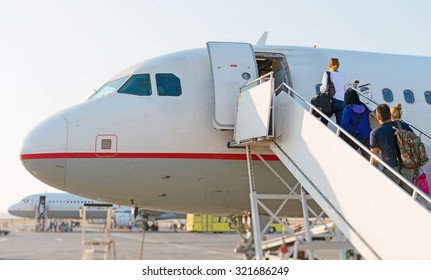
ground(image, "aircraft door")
xmin=37 ymin=195 xmax=46 ymax=219
xmin=207 ymin=42 xmax=258 ymax=129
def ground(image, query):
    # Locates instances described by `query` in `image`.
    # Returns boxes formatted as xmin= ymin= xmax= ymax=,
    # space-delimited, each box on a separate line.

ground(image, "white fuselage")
xmin=8 ymin=193 xmax=127 ymax=219
xmin=20 ymin=44 xmax=431 ymax=217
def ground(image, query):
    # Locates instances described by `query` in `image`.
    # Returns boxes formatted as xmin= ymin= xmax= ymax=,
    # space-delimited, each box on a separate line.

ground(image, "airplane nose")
xmin=7 ymin=204 xmax=17 ymax=215
xmin=7 ymin=203 xmax=21 ymax=217
xmin=20 ymin=113 xmax=68 ymax=190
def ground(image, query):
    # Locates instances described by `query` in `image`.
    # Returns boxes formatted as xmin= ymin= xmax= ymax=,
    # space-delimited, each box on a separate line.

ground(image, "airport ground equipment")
xmin=233 ymin=73 xmax=431 ymax=260
xmin=186 ymin=214 xmax=281 ymax=233
xmin=81 ymin=203 xmax=116 ymax=260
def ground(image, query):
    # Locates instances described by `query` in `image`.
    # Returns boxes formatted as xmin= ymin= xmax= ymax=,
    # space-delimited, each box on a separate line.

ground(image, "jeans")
xmin=320 ymin=110 xmax=332 ymax=126
xmin=331 ymin=98 xmax=345 ymax=126
xmin=344 ymin=136 xmax=371 ymax=161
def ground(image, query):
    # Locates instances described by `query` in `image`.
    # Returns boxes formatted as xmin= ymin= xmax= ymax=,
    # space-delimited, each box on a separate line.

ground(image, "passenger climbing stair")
xmin=234 ymin=73 xmax=431 ymax=259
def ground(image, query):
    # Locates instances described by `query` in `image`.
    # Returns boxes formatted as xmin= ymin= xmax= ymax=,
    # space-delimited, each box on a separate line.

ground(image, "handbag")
xmin=414 ymin=172 xmax=430 ymax=195
xmin=310 ymin=71 xmax=335 ymax=116
xmin=324 ymin=71 xmax=336 ymax=97
xmin=311 ymin=94 xmax=331 ymax=116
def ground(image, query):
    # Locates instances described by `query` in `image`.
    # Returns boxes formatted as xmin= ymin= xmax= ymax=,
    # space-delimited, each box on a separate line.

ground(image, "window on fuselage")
xmin=382 ymin=88 xmax=393 ymax=103
xmin=360 ymin=87 xmax=369 ymax=94
xmin=424 ymin=91 xmax=431 ymax=105
xmin=404 ymin=89 xmax=415 ymax=104
xmin=89 ymin=76 xmax=128 ymax=100
xmin=156 ymin=73 xmax=182 ymax=96
xmin=118 ymin=74 xmax=152 ymax=96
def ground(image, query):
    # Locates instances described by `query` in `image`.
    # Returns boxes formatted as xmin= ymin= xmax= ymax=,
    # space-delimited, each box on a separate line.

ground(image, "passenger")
xmin=340 ymin=88 xmax=371 ymax=160
xmin=390 ymin=103 xmax=403 ymax=121
xmin=390 ymin=103 xmax=417 ymax=182
xmin=53 ymin=219 xmax=58 ymax=232
xmin=319 ymin=58 xmax=347 ymax=125
xmin=369 ymin=104 xmax=414 ymax=194
xmin=38 ymin=197 xmax=45 ymax=219
xmin=368 ymin=109 xmax=380 ymax=130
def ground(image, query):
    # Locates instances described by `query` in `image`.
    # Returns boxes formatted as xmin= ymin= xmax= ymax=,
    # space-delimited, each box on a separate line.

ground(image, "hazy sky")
xmin=1 ymin=0 xmax=430 ymax=213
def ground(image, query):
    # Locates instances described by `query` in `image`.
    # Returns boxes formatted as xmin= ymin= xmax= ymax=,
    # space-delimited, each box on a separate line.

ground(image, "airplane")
xmin=8 ymin=192 xmax=185 ymax=229
xmin=19 ymin=38 xmax=431 ymax=213
xmin=18 ymin=37 xmax=431 ymax=259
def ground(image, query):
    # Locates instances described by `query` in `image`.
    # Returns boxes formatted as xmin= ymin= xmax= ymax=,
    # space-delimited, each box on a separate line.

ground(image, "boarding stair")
xmin=234 ymin=73 xmax=431 ymax=260
xmin=34 ymin=200 xmax=48 ymax=232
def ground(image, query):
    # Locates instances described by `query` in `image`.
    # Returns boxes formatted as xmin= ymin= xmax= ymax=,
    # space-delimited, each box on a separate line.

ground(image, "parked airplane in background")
xmin=19 ymin=38 xmax=431 ymax=219
xmin=8 ymin=193 xmax=185 ymax=228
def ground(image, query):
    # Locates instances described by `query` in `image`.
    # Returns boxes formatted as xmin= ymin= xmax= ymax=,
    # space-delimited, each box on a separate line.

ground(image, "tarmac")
xmin=0 ymin=219 xmax=246 ymax=260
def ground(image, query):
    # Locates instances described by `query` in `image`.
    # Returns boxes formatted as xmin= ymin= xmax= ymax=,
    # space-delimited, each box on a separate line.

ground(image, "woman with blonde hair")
xmin=390 ymin=103 xmax=403 ymax=121
xmin=319 ymin=58 xmax=347 ymax=125
xmin=389 ymin=102 xmax=418 ymax=186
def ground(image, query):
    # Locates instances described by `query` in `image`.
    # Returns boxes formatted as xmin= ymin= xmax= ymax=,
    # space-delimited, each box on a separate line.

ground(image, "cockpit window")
xmin=118 ymin=74 xmax=152 ymax=96
xmin=89 ymin=76 xmax=128 ymax=100
xmin=156 ymin=73 xmax=182 ymax=96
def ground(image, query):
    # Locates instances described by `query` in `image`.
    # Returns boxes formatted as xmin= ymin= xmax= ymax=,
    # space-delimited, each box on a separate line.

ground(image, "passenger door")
xmin=207 ymin=42 xmax=258 ymax=129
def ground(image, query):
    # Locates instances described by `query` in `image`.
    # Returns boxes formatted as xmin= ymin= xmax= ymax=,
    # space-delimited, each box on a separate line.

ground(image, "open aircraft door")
xmin=207 ymin=42 xmax=258 ymax=129
xmin=37 ymin=195 xmax=46 ymax=219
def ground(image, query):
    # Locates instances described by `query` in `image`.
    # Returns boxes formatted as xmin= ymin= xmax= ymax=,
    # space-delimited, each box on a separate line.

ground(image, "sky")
xmin=0 ymin=0 xmax=430 ymax=214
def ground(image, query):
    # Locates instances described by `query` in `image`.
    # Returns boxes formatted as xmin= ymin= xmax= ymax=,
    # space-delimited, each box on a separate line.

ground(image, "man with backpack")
xmin=369 ymin=103 xmax=414 ymax=194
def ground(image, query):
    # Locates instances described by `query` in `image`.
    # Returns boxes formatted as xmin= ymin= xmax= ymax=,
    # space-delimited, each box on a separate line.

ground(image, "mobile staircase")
xmin=234 ymin=72 xmax=431 ymax=260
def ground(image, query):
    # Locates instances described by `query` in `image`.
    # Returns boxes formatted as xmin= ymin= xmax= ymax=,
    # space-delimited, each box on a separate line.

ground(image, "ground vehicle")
xmin=186 ymin=214 xmax=282 ymax=233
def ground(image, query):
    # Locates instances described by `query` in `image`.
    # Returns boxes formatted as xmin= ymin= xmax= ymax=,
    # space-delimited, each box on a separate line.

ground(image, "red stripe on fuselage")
xmin=20 ymin=152 xmax=279 ymax=161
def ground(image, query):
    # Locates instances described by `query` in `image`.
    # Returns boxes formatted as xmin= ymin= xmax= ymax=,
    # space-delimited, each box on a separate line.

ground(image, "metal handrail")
xmin=240 ymin=71 xmax=273 ymax=92
xmin=274 ymin=82 xmax=431 ymax=207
